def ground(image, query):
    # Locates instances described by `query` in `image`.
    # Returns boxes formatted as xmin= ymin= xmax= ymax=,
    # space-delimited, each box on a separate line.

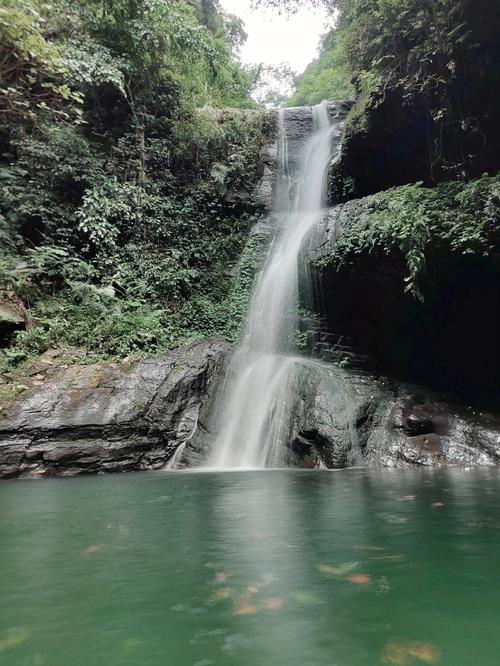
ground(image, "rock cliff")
xmin=0 ymin=338 xmax=228 ymax=478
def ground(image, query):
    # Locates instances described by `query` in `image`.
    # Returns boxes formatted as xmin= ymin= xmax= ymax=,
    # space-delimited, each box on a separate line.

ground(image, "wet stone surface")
xmin=0 ymin=338 xmax=228 ymax=478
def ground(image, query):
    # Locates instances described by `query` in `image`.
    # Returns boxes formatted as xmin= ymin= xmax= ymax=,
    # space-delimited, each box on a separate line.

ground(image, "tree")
xmin=287 ymin=30 xmax=353 ymax=106
xmin=252 ymin=63 xmax=296 ymax=108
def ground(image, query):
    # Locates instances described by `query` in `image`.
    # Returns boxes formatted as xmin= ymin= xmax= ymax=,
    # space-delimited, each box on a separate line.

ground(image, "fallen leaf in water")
xmin=369 ymin=554 xmax=405 ymax=561
xmin=431 ymin=502 xmax=444 ymax=508
xmin=0 ymin=628 xmax=30 ymax=653
xmin=233 ymin=604 xmax=257 ymax=616
xmin=346 ymin=574 xmax=372 ymax=585
xmin=381 ymin=642 xmax=409 ymax=664
xmin=294 ymin=591 xmax=321 ymax=605
xmin=262 ymin=598 xmax=283 ymax=611
xmin=317 ymin=562 xmax=359 ymax=576
xmin=209 ymin=587 xmax=233 ymax=603
xmin=353 ymin=544 xmax=385 ymax=552
xmin=383 ymin=514 xmax=408 ymax=524
xmin=247 ymin=586 xmax=259 ymax=595
xmin=82 ymin=544 xmax=103 ymax=556
xmin=381 ymin=641 xmax=441 ymax=665
xmin=215 ymin=572 xmax=232 ymax=583
xmin=408 ymin=642 xmax=441 ymax=663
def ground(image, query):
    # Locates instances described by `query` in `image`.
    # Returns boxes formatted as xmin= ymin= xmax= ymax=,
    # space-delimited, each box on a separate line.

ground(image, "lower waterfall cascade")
xmin=206 ymin=102 xmax=347 ymax=469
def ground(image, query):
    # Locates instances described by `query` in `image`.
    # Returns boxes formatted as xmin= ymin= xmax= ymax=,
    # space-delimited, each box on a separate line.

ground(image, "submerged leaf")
xmin=408 ymin=642 xmax=441 ymax=663
xmin=381 ymin=642 xmax=410 ymax=665
xmin=0 ymin=628 xmax=30 ymax=653
xmin=383 ymin=514 xmax=408 ymax=524
xmin=381 ymin=641 xmax=441 ymax=664
xmin=346 ymin=574 xmax=372 ymax=585
xmin=233 ymin=604 xmax=257 ymax=616
xmin=317 ymin=561 xmax=360 ymax=576
xmin=208 ymin=587 xmax=233 ymax=604
xmin=262 ymin=598 xmax=283 ymax=611
xmin=294 ymin=591 xmax=322 ymax=605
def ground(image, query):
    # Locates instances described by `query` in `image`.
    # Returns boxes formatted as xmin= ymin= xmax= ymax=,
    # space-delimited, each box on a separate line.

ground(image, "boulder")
xmin=0 ymin=338 xmax=229 ymax=478
xmin=186 ymin=356 xmax=500 ymax=469
xmin=287 ymin=362 xmax=500 ymax=468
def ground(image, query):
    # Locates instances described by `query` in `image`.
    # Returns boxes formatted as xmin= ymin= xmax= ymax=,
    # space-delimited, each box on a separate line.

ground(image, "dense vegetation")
xmin=317 ymin=174 xmax=500 ymax=300
xmin=0 ymin=0 xmax=271 ymax=382
xmin=1 ymin=0 xmax=499 ymax=406
xmin=265 ymin=0 xmax=500 ymax=188
xmin=287 ymin=31 xmax=353 ymax=107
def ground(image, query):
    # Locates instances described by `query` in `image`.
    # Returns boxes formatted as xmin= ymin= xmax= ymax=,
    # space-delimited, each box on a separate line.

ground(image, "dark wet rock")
xmin=0 ymin=300 xmax=25 ymax=346
xmin=255 ymin=140 xmax=278 ymax=210
xmin=298 ymin=205 xmax=500 ymax=467
xmin=292 ymin=364 xmax=500 ymax=468
xmin=185 ymin=354 xmax=500 ymax=469
xmin=0 ymin=338 xmax=229 ymax=478
xmin=304 ymin=200 xmax=500 ymax=408
xmin=328 ymin=2 xmax=500 ymax=203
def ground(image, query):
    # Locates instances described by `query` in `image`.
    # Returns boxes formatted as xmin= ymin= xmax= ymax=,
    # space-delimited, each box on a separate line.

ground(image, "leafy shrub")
xmin=318 ymin=174 xmax=500 ymax=300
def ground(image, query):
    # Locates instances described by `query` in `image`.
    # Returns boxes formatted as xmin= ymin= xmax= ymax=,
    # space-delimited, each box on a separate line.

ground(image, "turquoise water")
xmin=1 ymin=468 xmax=500 ymax=665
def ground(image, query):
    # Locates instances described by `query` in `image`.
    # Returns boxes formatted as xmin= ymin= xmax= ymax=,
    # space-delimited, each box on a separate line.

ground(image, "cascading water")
xmin=207 ymin=101 xmax=345 ymax=468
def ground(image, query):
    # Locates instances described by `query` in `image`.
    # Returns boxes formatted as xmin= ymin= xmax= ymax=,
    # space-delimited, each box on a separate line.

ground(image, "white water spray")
xmin=208 ymin=102 xmax=344 ymax=468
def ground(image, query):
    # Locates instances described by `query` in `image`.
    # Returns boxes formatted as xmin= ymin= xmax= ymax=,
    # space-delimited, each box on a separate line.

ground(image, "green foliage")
xmin=0 ymin=0 xmax=84 ymax=127
xmin=0 ymin=0 xmax=265 ymax=375
xmin=252 ymin=63 xmax=296 ymax=108
xmin=272 ymin=0 xmax=499 ymax=180
xmin=288 ymin=30 xmax=354 ymax=107
xmin=318 ymin=174 xmax=500 ymax=300
xmin=221 ymin=228 xmax=270 ymax=341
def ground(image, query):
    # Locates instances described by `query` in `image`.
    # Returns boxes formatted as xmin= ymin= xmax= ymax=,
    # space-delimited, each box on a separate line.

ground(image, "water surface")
xmin=1 ymin=468 xmax=500 ymax=665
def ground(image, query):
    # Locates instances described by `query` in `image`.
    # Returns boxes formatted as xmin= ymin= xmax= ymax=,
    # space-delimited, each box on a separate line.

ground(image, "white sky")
xmin=218 ymin=0 xmax=331 ymax=73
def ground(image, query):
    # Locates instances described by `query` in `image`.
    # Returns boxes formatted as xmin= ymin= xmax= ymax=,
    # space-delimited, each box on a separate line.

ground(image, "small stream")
xmin=1 ymin=468 xmax=500 ymax=665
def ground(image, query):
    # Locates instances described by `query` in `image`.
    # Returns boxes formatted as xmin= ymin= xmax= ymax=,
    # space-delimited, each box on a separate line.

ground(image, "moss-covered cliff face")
xmin=307 ymin=175 xmax=500 ymax=409
xmin=305 ymin=0 xmax=500 ymax=418
xmin=327 ymin=0 xmax=500 ymax=202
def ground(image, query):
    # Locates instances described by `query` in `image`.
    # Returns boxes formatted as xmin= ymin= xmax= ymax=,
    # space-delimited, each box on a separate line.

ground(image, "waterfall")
xmin=207 ymin=102 xmax=345 ymax=468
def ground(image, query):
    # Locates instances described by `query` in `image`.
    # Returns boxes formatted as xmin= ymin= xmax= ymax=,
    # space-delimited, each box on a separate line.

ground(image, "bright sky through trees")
xmin=218 ymin=0 xmax=331 ymax=72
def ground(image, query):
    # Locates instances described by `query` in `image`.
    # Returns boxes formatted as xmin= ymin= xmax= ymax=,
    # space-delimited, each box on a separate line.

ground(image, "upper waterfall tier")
xmin=257 ymin=101 xmax=353 ymax=211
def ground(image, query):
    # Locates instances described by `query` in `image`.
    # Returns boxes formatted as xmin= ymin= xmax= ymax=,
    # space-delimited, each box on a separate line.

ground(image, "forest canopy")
xmin=0 ymin=0 xmax=267 ymax=378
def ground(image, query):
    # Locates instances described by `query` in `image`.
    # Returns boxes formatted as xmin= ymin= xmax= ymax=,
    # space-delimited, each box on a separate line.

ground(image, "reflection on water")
xmin=1 ymin=468 xmax=500 ymax=665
